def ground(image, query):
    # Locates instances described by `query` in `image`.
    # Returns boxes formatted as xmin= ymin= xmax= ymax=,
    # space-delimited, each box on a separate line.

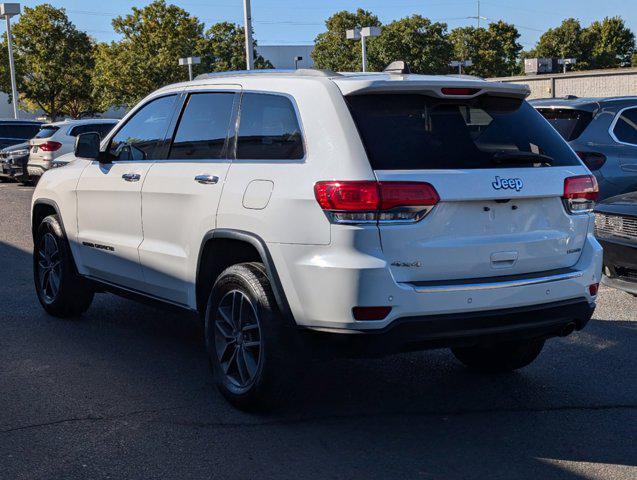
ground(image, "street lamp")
xmin=178 ymin=56 xmax=201 ymax=81
xmin=450 ymin=59 xmax=473 ymax=75
xmin=293 ymin=56 xmax=303 ymax=69
xmin=1 ymin=3 xmax=20 ymax=119
xmin=346 ymin=26 xmax=381 ymax=72
xmin=243 ymin=0 xmax=254 ymax=70
xmin=558 ymin=58 xmax=577 ymax=74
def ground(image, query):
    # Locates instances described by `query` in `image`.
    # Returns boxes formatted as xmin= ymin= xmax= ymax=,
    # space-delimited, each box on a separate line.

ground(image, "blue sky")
xmin=2 ymin=0 xmax=636 ymax=50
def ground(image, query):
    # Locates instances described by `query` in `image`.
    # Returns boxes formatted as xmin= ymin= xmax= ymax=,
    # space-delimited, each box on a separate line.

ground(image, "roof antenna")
xmin=384 ymin=61 xmax=411 ymax=74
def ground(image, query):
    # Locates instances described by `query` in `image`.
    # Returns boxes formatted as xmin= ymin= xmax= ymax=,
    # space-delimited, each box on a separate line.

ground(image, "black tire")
xmin=451 ymin=338 xmax=545 ymax=372
xmin=33 ymin=214 xmax=94 ymax=318
xmin=205 ymin=262 xmax=299 ymax=411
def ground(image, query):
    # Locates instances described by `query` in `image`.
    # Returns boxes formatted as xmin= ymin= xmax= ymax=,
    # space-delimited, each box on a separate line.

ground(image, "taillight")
xmin=576 ymin=151 xmax=606 ymax=171
xmin=563 ymin=175 xmax=599 ymax=214
xmin=38 ymin=141 xmax=62 ymax=152
xmin=314 ymin=181 xmax=439 ymax=224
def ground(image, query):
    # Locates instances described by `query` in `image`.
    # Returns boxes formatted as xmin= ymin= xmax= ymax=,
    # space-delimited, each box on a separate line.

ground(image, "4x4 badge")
xmin=492 ymin=176 xmax=523 ymax=192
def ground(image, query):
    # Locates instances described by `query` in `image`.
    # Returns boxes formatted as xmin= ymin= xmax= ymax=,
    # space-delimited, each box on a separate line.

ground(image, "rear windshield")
xmin=345 ymin=94 xmax=580 ymax=170
xmin=535 ymin=108 xmax=593 ymax=141
xmin=0 ymin=124 xmax=41 ymax=139
xmin=35 ymin=126 xmax=60 ymax=139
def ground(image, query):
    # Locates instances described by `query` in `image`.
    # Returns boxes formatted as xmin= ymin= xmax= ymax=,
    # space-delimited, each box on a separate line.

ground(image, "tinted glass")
xmin=613 ymin=108 xmax=637 ymax=145
xmin=70 ymin=123 xmax=116 ymax=139
xmin=536 ymin=108 xmax=593 ymax=141
xmin=109 ymin=95 xmax=176 ymax=161
xmin=346 ymin=94 xmax=580 ymax=170
xmin=237 ymin=93 xmax=303 ymax=160
xmin=169 ymin=93 xmax=235 ymax=159
xmin=0 ymin=124 xmax=41 ymax=139
xmin=35 ymin=126 xmax=59 ymax=139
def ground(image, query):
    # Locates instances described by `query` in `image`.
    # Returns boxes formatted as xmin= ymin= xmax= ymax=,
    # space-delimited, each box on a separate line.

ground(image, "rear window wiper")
xmin=491 ymin=151 xmax=554 ymax=166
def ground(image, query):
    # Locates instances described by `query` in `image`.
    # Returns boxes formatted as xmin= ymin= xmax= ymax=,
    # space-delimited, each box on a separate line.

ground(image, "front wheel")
xmin=34 ymin=215 xmax=94 ymax=318
xmin=205 ymin=262 xmax=299 ymax=411
xmin=451 ymin=338 xmax=545 ymax=372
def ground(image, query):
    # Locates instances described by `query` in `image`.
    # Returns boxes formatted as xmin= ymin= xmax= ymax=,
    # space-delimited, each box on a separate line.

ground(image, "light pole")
xmin=178 ymin=56 xmax=201 ymax=81
xmin=558 ymin=58 xmax=577 ymax=74
xmin=450 ymin=59 xmax=473 ymax=75
xmin=293 ymin=56 xmax=302 ymax=69
xmin=1 ymin=3 xmax=20 ymax=119
xmin=243 ymin=0 xmax=254 ymax=70
xmin=346 ymin=26 xmax=381 ymax=72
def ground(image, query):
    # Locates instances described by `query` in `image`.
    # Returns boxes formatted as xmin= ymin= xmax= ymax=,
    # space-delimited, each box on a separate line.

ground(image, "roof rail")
xmin=195 ymin=68 xmax=340 ymax=80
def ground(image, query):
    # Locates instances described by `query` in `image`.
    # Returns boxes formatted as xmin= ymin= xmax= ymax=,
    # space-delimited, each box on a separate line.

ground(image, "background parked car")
xmin=532 ymin=96 xmax=637 ymax=200
xmin=0 ymin=141 xmax=31 ymax=182
xmin=26 ymin=119 xmax=118 ymax=181
xmin=0 ymin=119 xmax=42 ymax=150
xmin=595 ymin=192 xmax=637 ymax=295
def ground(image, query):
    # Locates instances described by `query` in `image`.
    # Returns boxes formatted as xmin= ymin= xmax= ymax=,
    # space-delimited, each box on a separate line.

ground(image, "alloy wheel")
xmin=37 ymin=232 xmax=62 ymax=303
xmin=214 ymin=290 xmax=262 ymax=389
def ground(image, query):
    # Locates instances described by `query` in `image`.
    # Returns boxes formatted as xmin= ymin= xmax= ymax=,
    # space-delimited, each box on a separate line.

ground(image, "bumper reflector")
xmin=352 ymin=306 xmax=392 ymax=321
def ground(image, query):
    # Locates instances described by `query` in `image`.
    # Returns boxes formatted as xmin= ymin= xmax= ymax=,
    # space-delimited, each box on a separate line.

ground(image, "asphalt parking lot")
xmin=0 ymin=181 xmax=635 ymax=479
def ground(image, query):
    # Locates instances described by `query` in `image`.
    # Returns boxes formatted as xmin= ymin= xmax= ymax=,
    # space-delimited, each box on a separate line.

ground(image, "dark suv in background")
xmin=532 ymin=96 xmax=637 ymax=200
xmin=0 ymin=119 xmax=43 ymax=182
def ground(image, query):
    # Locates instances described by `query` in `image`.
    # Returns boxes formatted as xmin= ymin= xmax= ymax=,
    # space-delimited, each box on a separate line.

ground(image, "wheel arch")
xmin=32 ymin=199 xmax=64 ymax=240
xmin=196 ymin=229 xmax=295 ymax=327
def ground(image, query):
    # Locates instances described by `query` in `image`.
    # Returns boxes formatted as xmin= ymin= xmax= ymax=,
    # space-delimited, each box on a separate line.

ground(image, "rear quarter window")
xmin=236 ymin=93 xmax=304 ymax=160
xmin=612 ymin=108 xmax=637 ymax=145
xmin=346 ymin=94 xmax=581 ymax=170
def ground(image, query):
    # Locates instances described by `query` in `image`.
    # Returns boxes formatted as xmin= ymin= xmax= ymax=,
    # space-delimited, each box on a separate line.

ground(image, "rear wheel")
xmin=34 ymin=215 xmax=94 ymax=318
xmin=451 ymin=338 xmax=545 ymax=372
xmin=205 ymin=262 xmax=299 ymax=411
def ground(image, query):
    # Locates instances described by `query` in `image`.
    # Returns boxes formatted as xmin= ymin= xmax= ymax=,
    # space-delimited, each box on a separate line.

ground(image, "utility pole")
xmin=468 ymin=1 xmax=487 ymax=28
xmin=1 ymin=3 xmax=20 ymax=119
xmin=243 ymin=0 xmax=254 ymax=70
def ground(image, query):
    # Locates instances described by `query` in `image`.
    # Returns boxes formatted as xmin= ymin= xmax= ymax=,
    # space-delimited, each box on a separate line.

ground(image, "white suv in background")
xmin=31 ymin=67 xmax=602 ymax=410
xmin=26 ymin=118 xmax=118 ymax=181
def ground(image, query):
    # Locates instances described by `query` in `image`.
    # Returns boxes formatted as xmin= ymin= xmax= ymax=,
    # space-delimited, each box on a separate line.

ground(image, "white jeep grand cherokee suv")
xmin=31 ymin=67 xmax=602 ymax=410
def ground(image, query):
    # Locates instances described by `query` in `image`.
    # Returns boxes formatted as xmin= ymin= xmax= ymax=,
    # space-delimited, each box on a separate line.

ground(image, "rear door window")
xmin=0 ymin=124 xmax=41 ymax=139
xmin=169 ymin=92 xmax=235 ymax=159
xmin=236 ymin=93 xmax=304 ymax=160
xmin=536 ymin=108 xmax=593 ymax=141
xmin=346 ymin=94 xmax=580 ymax=170
xmin=612 ymin=108 xmax=637 ymax=145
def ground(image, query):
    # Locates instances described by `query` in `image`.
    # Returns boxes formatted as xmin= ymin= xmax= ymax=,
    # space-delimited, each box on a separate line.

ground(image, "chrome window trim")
xmin=608 ymin=105 xmax=637 ymax=146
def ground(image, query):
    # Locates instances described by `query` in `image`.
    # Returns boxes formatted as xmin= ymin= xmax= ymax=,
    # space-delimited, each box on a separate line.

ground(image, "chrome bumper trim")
xmin=405 ymin=270 xmax=584 ymax=293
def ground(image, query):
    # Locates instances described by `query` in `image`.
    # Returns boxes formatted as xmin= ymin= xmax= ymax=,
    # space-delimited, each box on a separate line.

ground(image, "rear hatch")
xmin=344 ymin=86 xmax=593 ymax=283
xmin=29 ymin=124 xmax=62 ymax=162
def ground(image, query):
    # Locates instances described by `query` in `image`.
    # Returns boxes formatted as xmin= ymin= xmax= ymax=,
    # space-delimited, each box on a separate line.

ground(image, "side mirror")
xmin=74 ymin=132 xmax=103 ymax=161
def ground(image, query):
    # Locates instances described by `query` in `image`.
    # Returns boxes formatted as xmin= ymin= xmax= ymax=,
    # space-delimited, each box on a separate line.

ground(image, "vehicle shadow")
xmin=1 ymin=239 xmax=635 ymax=480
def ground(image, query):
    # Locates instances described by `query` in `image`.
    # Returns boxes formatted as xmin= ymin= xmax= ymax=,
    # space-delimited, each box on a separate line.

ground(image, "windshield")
xmin=345 ymin=94 xmax=581 ymax=170
xmin=535 ymin=108 xmax=593 ymax=141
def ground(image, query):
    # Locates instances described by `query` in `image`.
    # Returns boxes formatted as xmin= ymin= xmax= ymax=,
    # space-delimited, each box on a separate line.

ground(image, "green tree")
xmin=367 ymin=15 xmax=452 ymax=74
xmin=201 ymin=22 xmax=272 ymax=72
xmin=587 ymin=16 xmax=635 ymax=68
xmin=93 ymin=0 xmax=204 ymax=110
xmin=0 ymin=4 xmax=97 ymax=119
xmin=312 ymin=9 xmax=382 ymax=71
xmin=534 ymin=18 xmax=593 ymax=69
xmin=449 ymin=21 xmax=522 ymax=77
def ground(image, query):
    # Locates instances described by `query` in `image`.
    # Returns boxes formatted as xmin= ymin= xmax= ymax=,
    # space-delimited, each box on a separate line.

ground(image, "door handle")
xmin=122 ymin=173 xmax=141 ymax=182
xmin=195 ymin=174 xmax=219 ymax=185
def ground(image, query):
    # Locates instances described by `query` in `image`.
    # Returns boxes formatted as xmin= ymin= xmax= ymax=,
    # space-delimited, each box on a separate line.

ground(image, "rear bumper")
xmin=271 ymin=232 xmax=602 ymax=332
xmin=26 ymin=163 xmax=48 ymax=177
xmin=302 ymin=298 xmax=594 ymax=357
